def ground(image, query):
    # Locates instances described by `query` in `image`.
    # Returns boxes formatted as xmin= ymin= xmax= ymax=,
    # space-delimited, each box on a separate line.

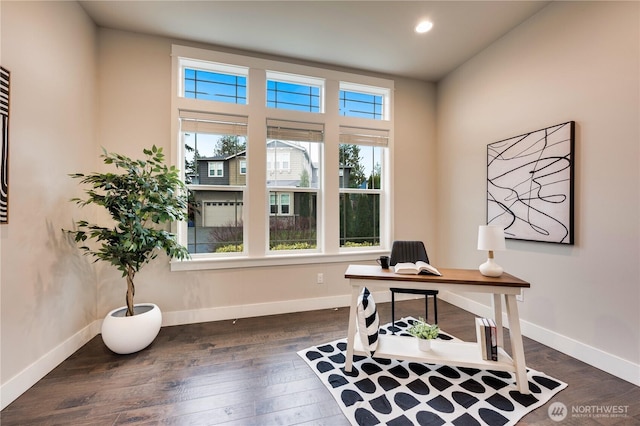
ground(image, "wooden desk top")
xmin=345 ymin=264 xmax=530 ymax=288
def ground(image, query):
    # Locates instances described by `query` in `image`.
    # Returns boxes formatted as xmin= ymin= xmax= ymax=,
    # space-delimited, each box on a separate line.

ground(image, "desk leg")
xmin=492 ymin=293 xmax=504 ymax=348
xmin=506 ymin=294 xmax=528 ymax=393
xmin=345 ymin=284 xmax=361 ymax=372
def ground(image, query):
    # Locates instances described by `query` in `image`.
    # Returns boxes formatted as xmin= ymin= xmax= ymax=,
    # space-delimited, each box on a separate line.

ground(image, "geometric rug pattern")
xmin=298 ymin=317 xmax=567 ymax=426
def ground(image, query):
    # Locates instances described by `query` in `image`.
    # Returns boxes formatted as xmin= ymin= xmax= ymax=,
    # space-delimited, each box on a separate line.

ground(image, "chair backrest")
xmin=389 ymin=241 xmax=429 ymax=266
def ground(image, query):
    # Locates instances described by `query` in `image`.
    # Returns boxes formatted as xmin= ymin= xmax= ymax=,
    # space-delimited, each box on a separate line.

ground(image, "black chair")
xmin=389 ymin=241 xmax=439 ymax=332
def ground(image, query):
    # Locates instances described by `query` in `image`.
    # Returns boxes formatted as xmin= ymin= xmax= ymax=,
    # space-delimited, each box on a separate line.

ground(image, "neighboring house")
xmin=195 ymin=151 xmax=247 ymax=186
xmin=189 ymin=151 xmax=246 ymax=228
xmin=265 ymin=140 xmax=316 ymax=187
xmin=191 ymin=141 xmax=317 ymax=227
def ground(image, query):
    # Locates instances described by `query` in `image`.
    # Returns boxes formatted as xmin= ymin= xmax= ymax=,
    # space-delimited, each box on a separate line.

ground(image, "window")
xmin=340 ymin=90 xmax=382 ymax=119
xmin=280 ymin=193 xmax=291 ymax=214
xmin=267 ymin=119 xmax=322 ymax=251
xmin=172 ymin=46 xmax=393 ymax=269
xmin=180 ymin=110 xmax=247 ymax=254
xmin=267 ymin=151 xmax=290 ymax=172
xmin=269 ymin=192 xmax=292 ymax=216
xmin=181 ymin=60 xmax=248 ymax=105
xmin=267 ymin=71 xmax=323 ymax=113
xmin=208 ymin=161 xmax=224 ymax=177
xmin=339 ymin=127 xmax=388 ymax=247
xmin=340 ymin=82 xmax=389 ymax=120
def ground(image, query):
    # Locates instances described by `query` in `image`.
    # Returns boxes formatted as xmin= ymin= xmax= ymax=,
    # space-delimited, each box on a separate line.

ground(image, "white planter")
xmin=417 ymin=338 xmax=432 ymax=352
xmin=101 ymin=303 xmax=162 ymax=354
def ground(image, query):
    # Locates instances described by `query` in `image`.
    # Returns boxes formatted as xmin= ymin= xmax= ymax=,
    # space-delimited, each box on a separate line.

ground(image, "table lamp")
xmin=477 ymin=225 xmax=506 ymax=277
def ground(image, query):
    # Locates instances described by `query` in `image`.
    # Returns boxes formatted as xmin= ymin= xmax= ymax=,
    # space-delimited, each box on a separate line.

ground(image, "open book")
xmin=394 ymin=261 xmax=442 ymax=276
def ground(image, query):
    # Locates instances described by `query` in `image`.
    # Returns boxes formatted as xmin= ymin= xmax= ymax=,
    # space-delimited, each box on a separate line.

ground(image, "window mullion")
xmin=322 ymin=79 xmax=340 ymax=253
xmin=246 ymin=67 xmax=268 ymax=257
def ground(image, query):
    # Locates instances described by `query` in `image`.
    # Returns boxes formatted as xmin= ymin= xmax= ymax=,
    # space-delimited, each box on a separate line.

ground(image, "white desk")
xmin=344 ymin=265 xmax=531 ymax=393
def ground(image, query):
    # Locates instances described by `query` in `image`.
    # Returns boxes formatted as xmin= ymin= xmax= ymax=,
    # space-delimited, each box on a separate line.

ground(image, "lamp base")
xmin=479 ymin=258 xmax=503 ymax=277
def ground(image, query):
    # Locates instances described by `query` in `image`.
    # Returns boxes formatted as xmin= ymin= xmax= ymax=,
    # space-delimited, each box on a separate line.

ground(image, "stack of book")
xmin=475 ymin=317 xmax=498 ymax=361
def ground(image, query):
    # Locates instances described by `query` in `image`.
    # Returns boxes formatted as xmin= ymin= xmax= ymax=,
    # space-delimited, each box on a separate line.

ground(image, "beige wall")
xmin=2 ymin=0 xmax=638 ymax=411
xmin=94 ymin=29 xmax=437 ymax=318
xmin=436 ymin=1 xmax=639 ymax=379
xmin=1 ymin=2 xmax=437 ymax=407
xmin=0 ymin=0 xmax=98 ymax=403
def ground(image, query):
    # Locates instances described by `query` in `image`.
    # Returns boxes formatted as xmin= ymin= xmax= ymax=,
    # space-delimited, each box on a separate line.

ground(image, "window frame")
xmin=338 ymin=133 xmax=388 ymax=248
xmin=207 ymin=161 xmax=224 ymax=178
xmin=170 ymin=45 xmax=394 ymax=271
xmin=180 ymin=58 xmax=249 ymax=104
xmin=340 ymin=81 xmax=390 ymax=120
xmin=269 ymin=191 xmax=294 ymax=216
xmin=266 ymin=71 xmax=325 ymax=113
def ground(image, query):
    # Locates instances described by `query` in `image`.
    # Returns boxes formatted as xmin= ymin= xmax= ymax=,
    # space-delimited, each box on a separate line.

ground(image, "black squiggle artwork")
xmin=1 ymin=67 xmax=9 ymax=224
xmin=487 ymin=121 xmax=574 ymax=244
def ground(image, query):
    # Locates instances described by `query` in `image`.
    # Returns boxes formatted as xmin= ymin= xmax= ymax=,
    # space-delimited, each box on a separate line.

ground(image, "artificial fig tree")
xmin=67 ymin=146 xmax=190 ymax=316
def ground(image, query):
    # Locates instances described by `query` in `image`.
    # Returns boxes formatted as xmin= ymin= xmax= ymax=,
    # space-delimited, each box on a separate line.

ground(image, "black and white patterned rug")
xmin=298 ymin=317 xmax=567 ymax=426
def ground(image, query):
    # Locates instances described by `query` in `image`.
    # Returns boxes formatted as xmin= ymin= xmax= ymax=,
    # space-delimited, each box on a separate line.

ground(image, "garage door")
xmin=203 ymin=201 xmax=243 ymax=227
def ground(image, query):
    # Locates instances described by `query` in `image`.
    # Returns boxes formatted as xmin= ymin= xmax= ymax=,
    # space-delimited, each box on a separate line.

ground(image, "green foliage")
xmin=407 ymin=318 xmax=439 ymax=340
xmin=215 ymin=244 xmax=244 ymax=253
xmin=342 ymin=241 xmax=374 ymax=247
xmin=66 ymin=146 xmax=190 ymax=316
xmin=269 ymin=215 xmax=316 ymax=249
xmin=339 ymin=144 xmax=366 ymax=187
xmin=270 ymin=242 xmax=316 ymax=251
xmin=340 ymin=193 xmax=380 ymax=246
xmin=353 ymin=193 xmax=374 ymax=241
xmin=299 ymin=169 xmax=310 ymax=188
xmin=214 ymin=135 xmax=246 ymax=157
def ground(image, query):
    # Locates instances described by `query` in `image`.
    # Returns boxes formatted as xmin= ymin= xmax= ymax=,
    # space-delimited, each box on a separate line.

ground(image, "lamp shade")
xmin=477 ymin=225 xmax=506 ymax=251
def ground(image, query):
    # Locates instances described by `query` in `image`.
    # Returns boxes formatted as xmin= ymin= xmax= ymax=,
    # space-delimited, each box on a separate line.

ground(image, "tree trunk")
xmin=126 ymin=266 xmax=136 ymax=316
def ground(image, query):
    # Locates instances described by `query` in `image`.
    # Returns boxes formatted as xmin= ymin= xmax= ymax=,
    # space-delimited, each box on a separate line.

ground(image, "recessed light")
xmin=415 ymin=20 xmax=433 ymax=34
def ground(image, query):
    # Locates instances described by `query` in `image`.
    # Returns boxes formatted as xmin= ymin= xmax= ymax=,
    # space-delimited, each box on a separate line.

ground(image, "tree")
xmin=184 ymin=144 xmax=201 ymax=184
xmin=353 ymin=193 xmax=374 ymax=243
xmin=339 ymin=144 xmax=366 ymax=187
xmin=367 ymin=162 xmax=381 ymax=189
xmin=67 ymin=146 xmax=190 ymax=316
xmin=298 ymin=169 xmax=311 ymax=219
xmin=214 ymin=135 xmax=246 ymax=157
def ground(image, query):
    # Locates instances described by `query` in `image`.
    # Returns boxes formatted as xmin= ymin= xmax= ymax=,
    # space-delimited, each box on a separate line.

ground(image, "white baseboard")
xmin=0 ymin=320 xmax=101 ymax=410
xmin=4 ymin=291 xmax=637 ymax=411
xmin=162 ymin=294 xmax=354 ymax=326
xmin=161 ymin=289 xmax=404 ymax=326
xmin=438 ymin=291 xmax=640 ymax=387
xmin=0 ymin=294 xmax=358 ymax=410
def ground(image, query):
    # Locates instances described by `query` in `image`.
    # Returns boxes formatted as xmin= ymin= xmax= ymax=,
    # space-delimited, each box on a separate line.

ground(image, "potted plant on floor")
xmin=66 ymin=145 xmax=190 ymax=354
xmin=407 ymin=318 xmax=439 ymax=351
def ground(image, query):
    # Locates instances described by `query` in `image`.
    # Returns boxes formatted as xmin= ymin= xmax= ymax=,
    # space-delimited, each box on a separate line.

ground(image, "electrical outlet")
xmin=516 ymin=291 xmax=524 ymax=302
xmin=317 ymin=273 xmax=324 ymax=284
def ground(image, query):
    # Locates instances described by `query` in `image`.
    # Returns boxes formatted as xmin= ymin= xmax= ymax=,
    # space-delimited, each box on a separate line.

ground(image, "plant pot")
xmin=101 ymin=303 xmax=162 ymax=354
xmin=417 ymin=338 xmax=432 ymax=352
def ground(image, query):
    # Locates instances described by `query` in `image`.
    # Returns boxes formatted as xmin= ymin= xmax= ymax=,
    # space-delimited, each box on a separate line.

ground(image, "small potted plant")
xmin=66 ymin=145 xmax=190 ymax=354
xmin=407 ymin=318 xmax=439 ymax=351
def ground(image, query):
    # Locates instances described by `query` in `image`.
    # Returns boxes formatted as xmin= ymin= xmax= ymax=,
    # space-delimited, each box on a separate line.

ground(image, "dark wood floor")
xmin=2 ymin=298 xmax=638 ymax=425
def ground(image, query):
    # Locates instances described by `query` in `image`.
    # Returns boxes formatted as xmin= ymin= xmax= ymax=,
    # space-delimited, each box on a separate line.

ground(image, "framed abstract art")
xmin=486 ymin=121 xmax=575 ymax=244
xmin=1 ymin=67 xmax=9 ymax=224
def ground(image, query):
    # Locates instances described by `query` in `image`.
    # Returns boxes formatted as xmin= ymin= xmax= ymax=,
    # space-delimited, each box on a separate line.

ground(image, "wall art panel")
xmin=486 ymin=121 xmax=575 ymax=244
xmin=1 ymin=67 xmax=9 ymax=224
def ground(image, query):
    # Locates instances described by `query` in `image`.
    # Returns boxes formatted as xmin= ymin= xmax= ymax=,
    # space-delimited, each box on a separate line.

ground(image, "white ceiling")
xmin=79 ymin=1 xmax=550 ymax=82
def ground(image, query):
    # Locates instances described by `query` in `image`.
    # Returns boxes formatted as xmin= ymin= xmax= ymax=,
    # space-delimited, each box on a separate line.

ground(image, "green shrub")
xmin=216 ymin=244 xmax=244 ymax=253
xmin=270 ymin=242 xmax=316 ymax=251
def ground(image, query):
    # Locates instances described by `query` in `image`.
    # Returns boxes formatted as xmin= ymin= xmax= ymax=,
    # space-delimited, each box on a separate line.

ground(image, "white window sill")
xmin=170 ymin=250 xmax=389 ymax=272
